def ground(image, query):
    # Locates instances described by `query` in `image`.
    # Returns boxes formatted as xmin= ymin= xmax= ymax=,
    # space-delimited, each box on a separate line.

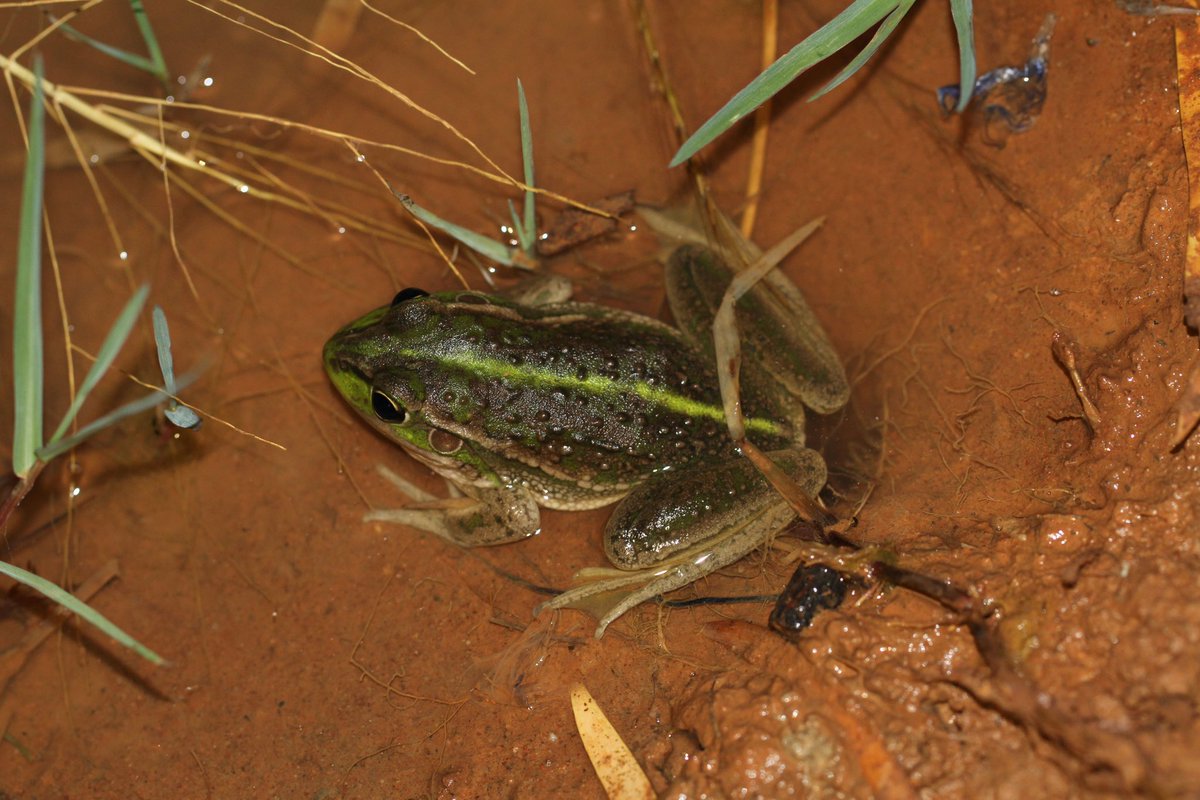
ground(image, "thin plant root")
xmin=1050 ymin=329 xmax=1102 ymax=431
xmin=870 ymin=561 xmax=1149 ymax=792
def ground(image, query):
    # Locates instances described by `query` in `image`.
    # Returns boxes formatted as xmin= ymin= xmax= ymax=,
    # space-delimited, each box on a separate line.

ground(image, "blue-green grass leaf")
xmin=163 ymin=404 xmax=200 ymax=429
xmin=808 ymin=0 xmax=917 ymax=102
xmin=950 ymin=0 xmax=976 ymax=112
xmin=54 ymin=19 xmax=159 ymax=76
xmin=396 ymin=194 xmax=515 ymax=266
xmin=0 ymin=559 xmax=163 ymax=665
xmin=151 ymin=306 xmax=200 ymax=429
xmin=129 ymin=0 xmax=170 ymax=86
xmin=506 ymin=199 xmax=531 ymax=252
xmin=37 ymin=369 xmax=200 ymax=462
xmin=13 ymin=56 xmax=46 ymax=478
xmin=517 ymin=79 xmax=536 ymax=252
xmin=47 ymin=285 xmax=150 ymax=446
xmin=670 ymin=0 xmax=899 ymax=167
xmin=151 ymin=305 xmax=177 ymax=394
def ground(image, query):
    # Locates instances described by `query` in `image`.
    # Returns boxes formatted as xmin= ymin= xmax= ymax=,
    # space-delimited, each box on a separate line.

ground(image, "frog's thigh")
xmin=366 ymin=481 xmax=541 ymax=547
xmin=591 ymin=499 xmax=799 ymax=637
xmin=553 ymin=449 xmax=827 ymax=637
xmin=603 ymin=448 xmax=827 ymax=570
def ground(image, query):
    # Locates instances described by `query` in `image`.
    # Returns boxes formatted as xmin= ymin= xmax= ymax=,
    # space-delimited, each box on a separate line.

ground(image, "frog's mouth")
xmin=391 ymin=436 xmax=495 ymax=491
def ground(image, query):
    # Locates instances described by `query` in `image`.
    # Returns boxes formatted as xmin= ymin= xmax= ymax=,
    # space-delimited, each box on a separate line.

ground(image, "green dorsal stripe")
xmin=404 ymin=349 xmax=784 ymax=436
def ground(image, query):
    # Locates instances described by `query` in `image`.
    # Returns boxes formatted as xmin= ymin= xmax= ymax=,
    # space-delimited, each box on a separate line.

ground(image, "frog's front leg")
xmin=366 ymin=465 xmax=541 ymax=546
xmin=537 ymin=448 xmax=827 ymax=638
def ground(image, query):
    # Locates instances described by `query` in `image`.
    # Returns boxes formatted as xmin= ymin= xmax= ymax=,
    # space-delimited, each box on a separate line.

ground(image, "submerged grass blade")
xmin=152 ymin=306 xmax=200 ymax=429
xmin=54 ymin=19 xmax=160 ymax=77
xmin=152 ymin=305 xmax=178 ymax=394
xmin=0 ymin=560 xmax=164 ymax=665
xmin=670 ymin=0 xmax=898 ymax=167
xmin=130 ymin=0 xmax=170 ymax=86
xmin=950 ymin=0 xmax=976 ymax=112
xmin=395 ymin=193 xmax=515 ymax=266
xmin=47 ymin=285 xmax=150 ymax=446
xmin=12 ymin=56 xmax=46 ymax=479
xmin=36 ymin=369 xmax=200 ymax=462
xmin=517 ymin=79 xmax=536 ymax=252
xmin=507 ymin=199 xmax=529 ymax=252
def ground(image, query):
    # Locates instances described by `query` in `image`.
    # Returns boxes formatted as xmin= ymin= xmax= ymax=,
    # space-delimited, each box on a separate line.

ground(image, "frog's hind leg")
xmin=536 ymin=499 xmax=799 ymax=639
xmin=365 ymin=465 xmax=541 ymax=547
xmin=536 ymin=448 xmax=826 ymax=638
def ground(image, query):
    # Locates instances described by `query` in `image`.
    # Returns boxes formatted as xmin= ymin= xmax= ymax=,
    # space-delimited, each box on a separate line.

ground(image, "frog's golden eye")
xmin=391 ymin=288 xmax=429 ymax=307
xmin=371 ymin=389 xmax=407 ymax=423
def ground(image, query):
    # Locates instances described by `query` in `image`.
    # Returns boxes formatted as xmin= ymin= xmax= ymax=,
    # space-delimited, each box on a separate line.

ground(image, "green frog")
xmin=324 ymin=241 xmax=848 ymax=637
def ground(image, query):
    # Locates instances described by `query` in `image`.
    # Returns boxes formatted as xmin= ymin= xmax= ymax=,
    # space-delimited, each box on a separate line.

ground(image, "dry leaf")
xmin=570 ymin=683 xmax=653 ymax=800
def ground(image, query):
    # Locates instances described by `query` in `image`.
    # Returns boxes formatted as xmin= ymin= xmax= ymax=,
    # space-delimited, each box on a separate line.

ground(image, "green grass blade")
xmin=151 ymin=305 xmax=177 ymax=394
xmin=670 ymin=0 xmax=898 ymax=167
xmin=12 ymin=56 xmax=46 ymax=479
xmin=36 ymin=369 xmax=200 ymax=462
xmin=0 ymin=559 xmax=164 ymax=665
xmin=507 ymin=199 xmax=531 ymax=252
xmin=129 ymin=0 xmax=170 ymax=86
xmin=152 ymin=306 xmax=200 ymax=429
xmin=55 ymin=19 xmax=158 ymax=76
xmin=808 ymin=0 xmax=917 ymax=102
xmin=516 ymin=79 xmax=536 ymax=252
xmin=949 ymin=0 xmax=976 ymax=112
xmin=47 ymin=285 xmax=149 ymax=446
xmin=395 ymin=193 xmax=515 ymax=266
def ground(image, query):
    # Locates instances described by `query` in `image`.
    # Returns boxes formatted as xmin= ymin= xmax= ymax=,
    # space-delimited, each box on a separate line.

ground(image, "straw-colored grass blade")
xmin=570 ymin=683 xmax=653 ymax=800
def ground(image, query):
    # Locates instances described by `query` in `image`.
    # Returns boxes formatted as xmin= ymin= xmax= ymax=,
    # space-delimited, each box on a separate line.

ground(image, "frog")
xmin=323 ymin=236 xmax=848 ymax=638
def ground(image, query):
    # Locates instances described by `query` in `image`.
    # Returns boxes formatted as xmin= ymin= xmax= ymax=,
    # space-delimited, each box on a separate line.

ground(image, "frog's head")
xmin=324 ymin=288 xmax=505 ymax=484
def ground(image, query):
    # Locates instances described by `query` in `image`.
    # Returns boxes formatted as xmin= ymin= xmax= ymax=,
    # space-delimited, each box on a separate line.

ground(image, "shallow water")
xmin=1 ymin=1 xmax=1196 ymax=797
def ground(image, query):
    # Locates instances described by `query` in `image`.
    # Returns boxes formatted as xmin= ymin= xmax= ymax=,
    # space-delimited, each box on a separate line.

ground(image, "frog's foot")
xmin=535 ymin=502 xmax=795 ymax=638
xmin=364 ymin=465 xmax=541 ymax=547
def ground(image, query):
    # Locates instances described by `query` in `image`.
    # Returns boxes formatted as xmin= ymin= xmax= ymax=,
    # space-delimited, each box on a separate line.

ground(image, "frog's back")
xmin=401 ymin=296 xmax=794 ymax=503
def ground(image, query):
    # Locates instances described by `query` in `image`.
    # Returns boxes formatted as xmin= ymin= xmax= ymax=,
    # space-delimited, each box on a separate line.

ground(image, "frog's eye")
xmin=371 ymin=389 xmax=407 ymax=423
xmin=391 ymin=288 xmax=429 ymax=306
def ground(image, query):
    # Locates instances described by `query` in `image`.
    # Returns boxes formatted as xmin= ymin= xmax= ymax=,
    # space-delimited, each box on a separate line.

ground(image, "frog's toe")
xmin=537 ymin=563 xmax=707 ymax=639
xmin=375 ymin=463 xmax=439 ymax=503
xmin=366 ymin=464 xmax=541 ymax=547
